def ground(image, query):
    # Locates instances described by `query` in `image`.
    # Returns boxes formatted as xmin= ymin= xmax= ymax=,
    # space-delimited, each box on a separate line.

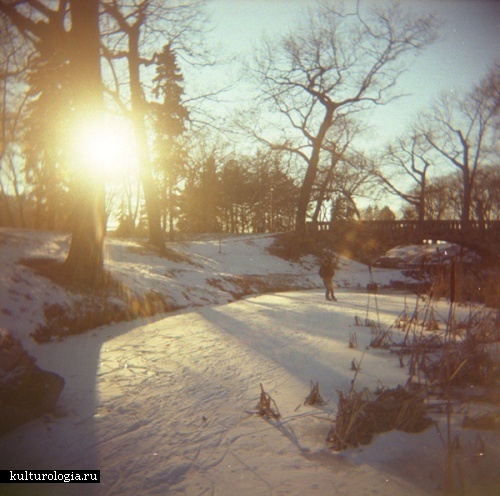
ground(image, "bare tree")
xmin=472 ymin=166 xmax=500 ymax=224
xmin=100 ymin=0 xmax=206 ymax=253
xmin=330 ymin=151 xmax=379 ymax=221
xmin=101 ymin=0 xmax=164 ymax=252
xmin=310 ymin=116 xmax=358 ymax=223
xmin=378 ymin=132 xmax=433 ymax=222
xmin=411 ymin=176 xmax=448 ymax=220
xmin=249 ymin=1 xmax=439 ymax=232
xmin=0 ymin=18 xmax=31 ymax=227
xmin=423 ymin=65 xmax=499 ymax=226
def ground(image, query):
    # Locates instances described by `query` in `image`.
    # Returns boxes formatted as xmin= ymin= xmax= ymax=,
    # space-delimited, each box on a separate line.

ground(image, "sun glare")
xmin=70 ymin=116 xmax=136 ymax=179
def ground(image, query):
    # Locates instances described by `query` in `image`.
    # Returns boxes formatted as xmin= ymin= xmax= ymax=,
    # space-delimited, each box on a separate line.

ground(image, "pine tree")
xmin=151 ymin=43 xmax=189 ymax=239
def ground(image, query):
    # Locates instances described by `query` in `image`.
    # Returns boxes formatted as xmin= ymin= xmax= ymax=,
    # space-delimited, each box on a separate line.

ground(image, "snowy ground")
xmin=0 ymin=228 xmax=499 ymax=495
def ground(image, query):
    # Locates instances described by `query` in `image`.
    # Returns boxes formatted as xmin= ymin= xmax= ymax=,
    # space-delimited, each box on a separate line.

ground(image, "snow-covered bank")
xmin=0 ymin=228 xmax=413 ymax=352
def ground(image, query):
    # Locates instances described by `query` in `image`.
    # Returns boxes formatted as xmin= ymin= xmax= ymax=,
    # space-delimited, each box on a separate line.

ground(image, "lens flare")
xmin=69 ymin=115 xmax=135 ymax=179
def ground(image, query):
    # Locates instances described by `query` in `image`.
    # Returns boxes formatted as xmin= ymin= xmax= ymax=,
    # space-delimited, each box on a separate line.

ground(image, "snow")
xmin=0 ymin=227 xmax=498 ymax=495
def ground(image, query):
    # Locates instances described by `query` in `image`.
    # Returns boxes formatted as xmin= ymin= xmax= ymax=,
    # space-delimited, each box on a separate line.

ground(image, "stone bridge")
xmin=307 ymin=220 xmax=500 ymax=258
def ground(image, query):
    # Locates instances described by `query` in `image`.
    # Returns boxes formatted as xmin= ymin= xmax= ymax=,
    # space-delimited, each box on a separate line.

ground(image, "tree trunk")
xmin=461 ymin=145 xmax=472 ymax=228
xmin=63 ymin=0 xmax=106 ymax=286
xmin=0 ymin=185 xmax=15 ymax=226
xmin=311 ymin=153 xmax=337 ymax=223
xmin=128 ymin=25 xmax=165 ymax=254
xmin=168 ymin=170 xmax=175 ymax=241
xmin=296 ymin=161 xmax=317 ymax=233
xmin=295 ymin=107 xmax=334 ymax=233
xmin=418 ymin=181 xmax=426 ymax=223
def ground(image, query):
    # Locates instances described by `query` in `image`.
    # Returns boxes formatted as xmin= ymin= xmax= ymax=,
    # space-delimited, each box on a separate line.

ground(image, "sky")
xmin=205 ymin=0 xmax=500 ymax=144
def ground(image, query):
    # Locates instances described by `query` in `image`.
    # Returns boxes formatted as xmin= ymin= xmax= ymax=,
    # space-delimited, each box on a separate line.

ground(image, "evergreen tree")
xmin=0 ymin=0 xmax=106 ymax=286
xmin=22 ymin=21 xmax=72 ymax=230
xmin=151 ymin=43 xmax=189 ymax=239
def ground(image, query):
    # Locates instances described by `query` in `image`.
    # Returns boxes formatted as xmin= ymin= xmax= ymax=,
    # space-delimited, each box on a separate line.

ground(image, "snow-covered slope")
xmin=0 ymin=228 xmax=413 ymax=352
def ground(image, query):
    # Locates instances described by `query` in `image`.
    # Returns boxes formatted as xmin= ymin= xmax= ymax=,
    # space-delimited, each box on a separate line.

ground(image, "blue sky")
xmin=206 ymin=0 xmax=499 ymax=144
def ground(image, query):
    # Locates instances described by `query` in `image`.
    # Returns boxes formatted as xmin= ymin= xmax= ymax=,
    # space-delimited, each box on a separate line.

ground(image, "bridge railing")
xmin=307 ymin=219 xmax=500 ymax=241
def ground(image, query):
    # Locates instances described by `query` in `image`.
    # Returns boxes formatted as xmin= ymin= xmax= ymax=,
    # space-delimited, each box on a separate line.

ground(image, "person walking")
xmin=319 ymin=257 xmax=337 ymax=301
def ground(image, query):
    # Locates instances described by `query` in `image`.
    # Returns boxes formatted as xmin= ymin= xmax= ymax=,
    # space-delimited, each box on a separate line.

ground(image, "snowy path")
xmin=1 ymin=289 xmax=496 ymax=495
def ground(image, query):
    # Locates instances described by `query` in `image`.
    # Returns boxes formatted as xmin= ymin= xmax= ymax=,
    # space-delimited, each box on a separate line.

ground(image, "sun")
xmin=70 ymin=115 xmax=136 ymax=179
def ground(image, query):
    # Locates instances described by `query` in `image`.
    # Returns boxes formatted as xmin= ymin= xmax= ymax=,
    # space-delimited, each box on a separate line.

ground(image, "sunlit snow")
xmin=0 ymin=228 xmax=498 ymax=496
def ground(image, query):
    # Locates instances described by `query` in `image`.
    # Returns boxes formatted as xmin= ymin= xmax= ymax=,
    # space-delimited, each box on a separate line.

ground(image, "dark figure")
xmin=319 ymin=258 xmax=337 ymax=301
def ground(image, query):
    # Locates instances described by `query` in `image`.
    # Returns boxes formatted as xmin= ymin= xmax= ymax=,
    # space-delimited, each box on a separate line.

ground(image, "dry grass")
xmin=304 ymin=381 xmax=325 ymax=406
xmin=207 ymin=274 xmax=316 ymax=300
xmin=20 ymin=257 xmax=181 ymax=343
xmin=369 ymin=328 xmax=392 ymax=349
xmin=398 ymin=303 xmax=499 ymax=392
xmin=427 ymin=261 xmax=498 ymax=308
xmin=256 ymin=383 xmax=281 ymax=419
xmin=32 ymin=290 xmax=179 ymax=343
xmin=422 ymin=340 xmax=496 ymax=390
xmin=327 ymin=385 xmax=432 ymax=451
xmin=126 ymin=242 xmax=197 ymax=265
xmin=463 ymin=411 xmax=499 ymax=431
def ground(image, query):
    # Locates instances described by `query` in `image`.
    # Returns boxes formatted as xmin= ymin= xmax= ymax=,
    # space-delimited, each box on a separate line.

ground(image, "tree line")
xmin=0 ymin=1 xmax=498 ymax=286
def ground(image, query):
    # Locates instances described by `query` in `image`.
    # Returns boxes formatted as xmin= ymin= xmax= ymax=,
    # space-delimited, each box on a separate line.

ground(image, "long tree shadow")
xmin=0 ymin=286 xmax=414 ymax=495
xmin=197 ymin=295 xmax=360 ymax=400
xmin=0 ymin=309 xmax=171 ymax=496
